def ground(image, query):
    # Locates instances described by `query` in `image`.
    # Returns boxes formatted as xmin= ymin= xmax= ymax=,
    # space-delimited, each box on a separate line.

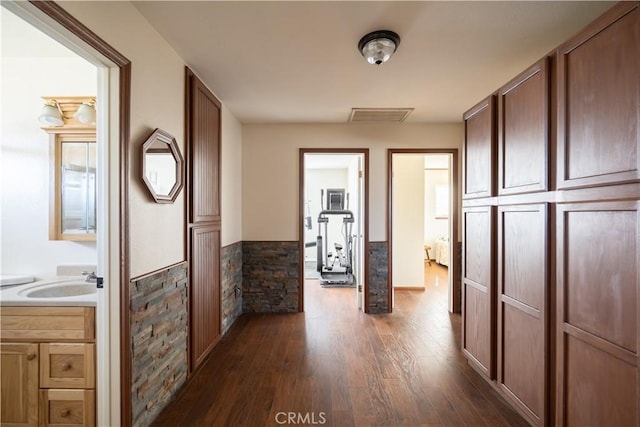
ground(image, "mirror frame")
xmin=49 ymin=132 xmax=97 ymax=241
xmin=141 ymin=128 xmax=184 ymax=204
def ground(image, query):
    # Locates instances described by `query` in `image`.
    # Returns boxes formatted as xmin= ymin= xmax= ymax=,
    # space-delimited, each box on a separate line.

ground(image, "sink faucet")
xmin=82 ymin=271 xmax=97 ymax=283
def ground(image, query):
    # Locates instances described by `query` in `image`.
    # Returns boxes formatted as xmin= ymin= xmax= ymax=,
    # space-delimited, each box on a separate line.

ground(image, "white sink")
xmin=18 ymin=281 xmax=96 ymax=298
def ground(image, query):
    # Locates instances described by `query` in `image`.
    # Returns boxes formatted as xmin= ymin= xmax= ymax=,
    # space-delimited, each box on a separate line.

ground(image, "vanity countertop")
xmin=0 ymin=276 xmax=97 ymax=307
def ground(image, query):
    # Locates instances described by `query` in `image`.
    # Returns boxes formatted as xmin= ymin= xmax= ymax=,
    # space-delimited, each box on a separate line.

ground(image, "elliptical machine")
xmin=316 ymin=189 xmax=355 ymax=286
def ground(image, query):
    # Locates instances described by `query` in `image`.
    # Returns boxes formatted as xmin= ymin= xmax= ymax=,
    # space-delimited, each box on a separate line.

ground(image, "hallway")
xmin=153 ymin=275 xmax=528 ymax=426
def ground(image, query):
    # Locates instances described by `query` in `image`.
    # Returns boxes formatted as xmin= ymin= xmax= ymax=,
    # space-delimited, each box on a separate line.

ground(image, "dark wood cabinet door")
xmin=189 ymin=72 xmax=221 ymax=224
xmin=497 ymin=204 xmax=548 ymax=426
xmin=498 ymin=59 xmax=549 ymax=195
xmin=462 ymin=206 xmax=495 ymax=379
xmin=557 ymin=2 xmax=639 ymax=189
xmin=190 ymin=225 xmax=221 ymax=369
xmin=463 ymin=96 xmax=496 ymax=200
xmin=186 ymin=68 xmax=222 ymax=372
xmin=556 ymin=201 xmax=638 ymax=426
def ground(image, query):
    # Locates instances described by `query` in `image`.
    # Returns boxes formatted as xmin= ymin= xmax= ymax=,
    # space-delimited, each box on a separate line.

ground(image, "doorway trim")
xmin=387 ymin=149 xmax=460 ymax=313
xmin=299 ymin=148 xmax=370 ymax=312
xmin=22 ymin=2 xmax=132 ymax=425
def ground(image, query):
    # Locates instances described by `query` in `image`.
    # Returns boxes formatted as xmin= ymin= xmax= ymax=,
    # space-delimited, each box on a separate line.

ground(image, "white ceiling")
xmin=305 ymin=154 xmax=358 ymax=170
xmin=133 ymin=1 xmax=612 ymax=124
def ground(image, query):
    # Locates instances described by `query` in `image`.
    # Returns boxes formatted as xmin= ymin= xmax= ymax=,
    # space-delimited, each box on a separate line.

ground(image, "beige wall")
xmin=60 ymin=2 xmax=243 ymax=277
xmin=392 ymin=155 xmax=425 ymax=287
xmin=221 ymin=105 xmax=242 ymax=246
xmin=242 ymin=123 xmax=463 ymax=242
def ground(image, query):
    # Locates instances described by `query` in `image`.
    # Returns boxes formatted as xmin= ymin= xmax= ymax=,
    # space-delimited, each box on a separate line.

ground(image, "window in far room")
xmin=435 ymin=184 xmax=449 ymax=219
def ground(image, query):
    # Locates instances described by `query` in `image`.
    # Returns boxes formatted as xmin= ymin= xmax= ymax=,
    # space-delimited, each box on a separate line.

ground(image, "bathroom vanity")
xmin=0 ymin=279 xmax=96 ymax=427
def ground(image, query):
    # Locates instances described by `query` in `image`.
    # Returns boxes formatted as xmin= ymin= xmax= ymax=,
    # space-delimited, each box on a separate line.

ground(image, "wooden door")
xmin=0 ymin=343 xmax=39 ymax=427
xmin=556 ymin=201 xmax=639 ymax=426
xmin=463 ymin=96 xmax=496 ymax=199
xmin=497 ymin=204 xmax=548 ymax=426
xmin=462 ymin=205 xmax=495 ymax=379
xmin=557 ymin=2 xmax=639 ymax=189
xmin=186 ymin=68 xmax=222 ymax=371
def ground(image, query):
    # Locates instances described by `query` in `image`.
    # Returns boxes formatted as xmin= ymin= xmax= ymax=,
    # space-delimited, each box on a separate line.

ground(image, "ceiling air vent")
xmin=349 ymin=108 xmax=414 ymax=123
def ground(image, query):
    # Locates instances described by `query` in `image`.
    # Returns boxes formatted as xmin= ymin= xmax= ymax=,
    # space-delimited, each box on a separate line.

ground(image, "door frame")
xmin=387 ymin=149 xmax=460 ymax=313
xmin=299 ymin=148 xmax=370 ymax=312
xmin=6 ymin=1 xmax=132 ymax=425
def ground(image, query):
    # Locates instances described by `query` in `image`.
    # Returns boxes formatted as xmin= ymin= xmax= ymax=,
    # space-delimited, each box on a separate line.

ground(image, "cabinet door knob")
xmin=60 ymin=409 xmax=70 ymax=417
xmin=26 ymin=353 xmax=36 ymax=361
xmin=62 ymin=362 xmax=72 ymax=371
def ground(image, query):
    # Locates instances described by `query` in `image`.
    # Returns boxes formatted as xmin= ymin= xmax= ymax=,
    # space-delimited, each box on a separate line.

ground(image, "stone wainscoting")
xmin=130 ymin=262 xmax=188 ymax=427
xmin=368 ymin=241 xmax=389 ymax=314
xmin=242 ymin=241 xmax=299 ymax=312
xmin=221 ymin=241 xmax=243 ymax=334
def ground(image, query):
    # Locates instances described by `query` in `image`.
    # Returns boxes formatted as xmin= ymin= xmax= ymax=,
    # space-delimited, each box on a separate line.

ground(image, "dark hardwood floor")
xmin=152 ymin=264 xmax=528 ymax=426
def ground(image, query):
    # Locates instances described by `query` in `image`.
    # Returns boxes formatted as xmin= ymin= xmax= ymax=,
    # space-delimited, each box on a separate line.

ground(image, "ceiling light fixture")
xmin=358 ymin=30 xmax=400 ymax=65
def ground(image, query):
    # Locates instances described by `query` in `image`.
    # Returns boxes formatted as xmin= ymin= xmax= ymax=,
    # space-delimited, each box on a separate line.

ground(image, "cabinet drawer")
xmin=39 ymin=389 xmax=94 ymax=427
xmin=40 ymin=344 xmax=95 ymax=389
xmin=0 ymin=307 xmax=94 ymax=341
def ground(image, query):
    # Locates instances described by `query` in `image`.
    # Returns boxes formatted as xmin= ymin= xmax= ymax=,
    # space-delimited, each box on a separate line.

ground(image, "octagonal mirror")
xmin=141 ymin=128 xmax=184 ymax=203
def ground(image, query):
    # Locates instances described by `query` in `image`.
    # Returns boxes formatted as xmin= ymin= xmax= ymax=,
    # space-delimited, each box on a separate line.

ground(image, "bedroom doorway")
xmin=299 ymin=149 xmax=369 ymax=312
xmin=388 ymin=149 xmax=459 ymax=313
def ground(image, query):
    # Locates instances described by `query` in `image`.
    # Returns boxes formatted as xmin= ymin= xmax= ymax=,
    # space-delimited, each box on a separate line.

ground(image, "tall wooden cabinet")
xmin=462 ymin=2 xmax=639 ymax=426
xmin=186 ymin=68 xmax=222 ymax=372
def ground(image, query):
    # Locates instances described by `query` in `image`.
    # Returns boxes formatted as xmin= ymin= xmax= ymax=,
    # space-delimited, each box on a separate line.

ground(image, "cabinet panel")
xmin=463 ymin=284 xmax=491 ymax=375
xmin=188 ymin=74 xmax=221 ymax=224
xmin=564 ymin=335 xmax=637 ymax=427
xmin=565 ymin=209 xmax=637 ymax=351
xmin=39 ymin=389 xmax=94 ymax=427
xmin=190 ymin=225 xmax=221 ymax=369
xmin=501 ymin=206 xmax=546 ymax=310
xmin=501 ymin=305 xmax=544 ymax=422
xmin=0 ymin=343 xmax=38 ymax=427
xmin=463 ymin=96 xmax=496 ymax=199
xmin=463 ymin=208 xmax=493 ymax=286
xmin=557 ymin=2 xmax=639 ymax=189
xmin=556 ymin=201 xmax=639 ymax=426
xmin=40 ymin=344 xmax=95 ymax=389
xmin=498 ymin=59 xmax=549 ymax=195
xmin=462 ymin=206 xmax=495 ymax=378
xmin=497 ymin=204 xmax=548 ymax=426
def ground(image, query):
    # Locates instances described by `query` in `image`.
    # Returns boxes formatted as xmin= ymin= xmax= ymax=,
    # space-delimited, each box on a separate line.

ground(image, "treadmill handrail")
xmin=317 ymin=209 xmax=354 ymax=219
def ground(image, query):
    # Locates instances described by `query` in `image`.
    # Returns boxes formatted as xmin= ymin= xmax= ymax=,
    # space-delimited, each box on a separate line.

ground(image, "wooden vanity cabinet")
xmin=0 ymin=307 xmax=95 ymax=427
xmin=0 ymin=343 xmax=39 ymax=427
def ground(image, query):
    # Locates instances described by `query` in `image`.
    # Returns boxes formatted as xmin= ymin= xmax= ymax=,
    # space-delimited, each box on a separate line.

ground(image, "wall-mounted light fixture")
xmin=38 ymin=96 xmax=96 ymax=128
xmin=358 ymin=30 xmax=401 ymax=65
xmin=73 ymin=99 xmax=97 ymax=125
xmin=38 ymin=100 xmax=64 ymax=126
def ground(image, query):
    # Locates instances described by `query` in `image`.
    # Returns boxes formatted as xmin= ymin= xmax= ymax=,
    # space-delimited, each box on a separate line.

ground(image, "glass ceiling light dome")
xmin=358 ymin=30 xmax=400 ymax=65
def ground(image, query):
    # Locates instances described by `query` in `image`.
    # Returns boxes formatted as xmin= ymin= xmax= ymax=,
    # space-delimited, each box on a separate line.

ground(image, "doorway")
xmin=388 ymin=149 xmax=459 ymax=313
xmin=2 ymin=2 xmax=130 ymax=425
xmin=299 ymin=149 xmax=369 ymax=312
